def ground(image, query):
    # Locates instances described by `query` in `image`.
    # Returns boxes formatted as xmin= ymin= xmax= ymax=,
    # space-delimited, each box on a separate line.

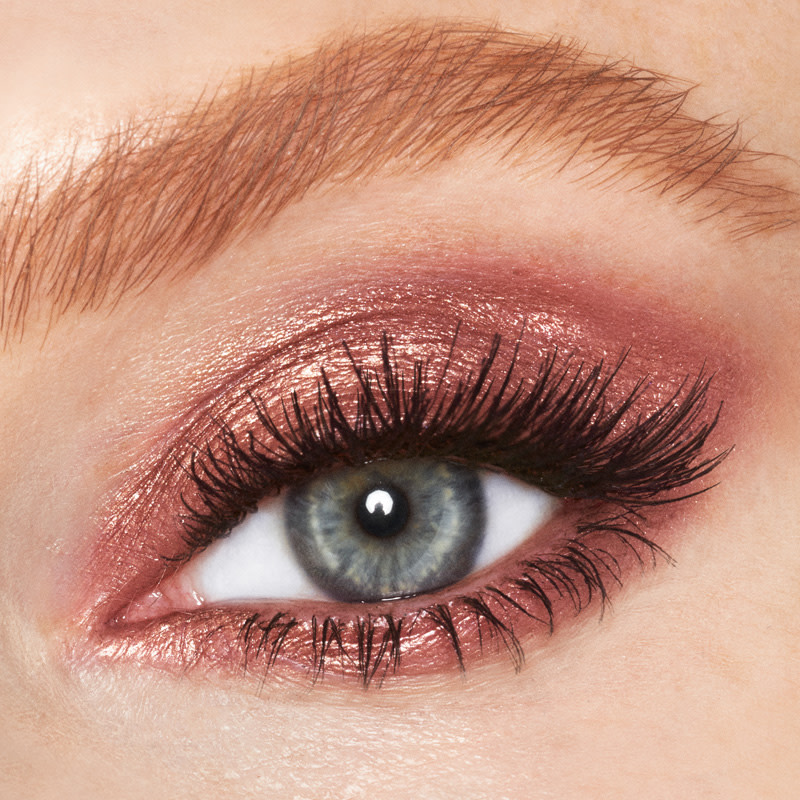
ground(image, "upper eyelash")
xmin=177 ymin=327 xmax=726 ymax=557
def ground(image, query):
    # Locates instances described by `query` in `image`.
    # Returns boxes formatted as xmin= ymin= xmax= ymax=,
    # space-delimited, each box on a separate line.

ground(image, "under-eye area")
xmin=90 ymin=326 xmax=729 ymax=687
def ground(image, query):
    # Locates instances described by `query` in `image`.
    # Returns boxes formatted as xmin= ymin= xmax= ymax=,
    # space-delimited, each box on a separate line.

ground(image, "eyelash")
xmin=122 ymin=328 xmax=726 ymax=686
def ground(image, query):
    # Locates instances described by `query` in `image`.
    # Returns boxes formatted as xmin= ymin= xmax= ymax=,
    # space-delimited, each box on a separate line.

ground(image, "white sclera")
xmin=189 ymin=471 xmax=560 ymax=603
xmin=192 ymin=497 xmax=320 ymax=602
xmin=472 ymin=471 xmax=559 ymax=571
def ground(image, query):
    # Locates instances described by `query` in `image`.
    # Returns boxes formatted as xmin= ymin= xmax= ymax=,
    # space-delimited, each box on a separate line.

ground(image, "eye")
xmin=152 ymin=459 xmax=558 ymax=609
xmin=103 ymin=329 xmax=727 ymax=685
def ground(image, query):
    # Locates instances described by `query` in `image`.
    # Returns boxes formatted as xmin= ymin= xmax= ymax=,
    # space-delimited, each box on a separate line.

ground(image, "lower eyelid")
xmin=96 ymin=501 xmax=672 ymax=685
xmin=101 ymin=483 xmax=690 ymax=687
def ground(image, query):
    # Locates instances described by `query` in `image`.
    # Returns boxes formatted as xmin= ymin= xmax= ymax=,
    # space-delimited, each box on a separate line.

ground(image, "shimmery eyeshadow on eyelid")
xmin=67 ymin=261 xmax=749 ymax=681
xmin=194 ymin=258 xmax=746 ymax=426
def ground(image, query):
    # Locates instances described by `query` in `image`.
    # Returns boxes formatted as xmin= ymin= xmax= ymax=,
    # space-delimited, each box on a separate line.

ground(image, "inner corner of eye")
xmin=165 ymin=462 xmax=560 ymax=610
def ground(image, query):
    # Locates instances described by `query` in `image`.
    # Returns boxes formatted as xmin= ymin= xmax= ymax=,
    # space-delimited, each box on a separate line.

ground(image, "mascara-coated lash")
xmin=97 ymin=327 xmax=728 ymax=686
xmin=178 ymin=330 xmax=723 ymax=551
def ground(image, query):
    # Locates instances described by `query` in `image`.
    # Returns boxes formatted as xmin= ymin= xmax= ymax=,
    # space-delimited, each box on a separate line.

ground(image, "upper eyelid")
xmin=171 ymin=330 xmax=725 ymax=560
xmin=0 ymin=22 xmax=797 ymax=344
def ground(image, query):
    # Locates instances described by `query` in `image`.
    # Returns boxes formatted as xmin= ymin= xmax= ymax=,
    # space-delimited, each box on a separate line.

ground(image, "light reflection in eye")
xmin=181 ymin=460 xmax=558 ymax=605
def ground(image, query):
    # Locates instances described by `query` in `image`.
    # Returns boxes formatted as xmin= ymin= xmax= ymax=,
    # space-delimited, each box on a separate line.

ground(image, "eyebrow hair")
xmin=1 ymin=22 xmax=797 ymax=341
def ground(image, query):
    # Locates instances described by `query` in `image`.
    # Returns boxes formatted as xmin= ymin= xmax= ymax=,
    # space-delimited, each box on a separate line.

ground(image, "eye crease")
xmin=108 ymin=326 xmax=728 ymax=685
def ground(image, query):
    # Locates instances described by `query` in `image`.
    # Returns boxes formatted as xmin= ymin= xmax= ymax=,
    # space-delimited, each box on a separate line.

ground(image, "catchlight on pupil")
xmin=356 ymin=484 xmax=410 ymax=538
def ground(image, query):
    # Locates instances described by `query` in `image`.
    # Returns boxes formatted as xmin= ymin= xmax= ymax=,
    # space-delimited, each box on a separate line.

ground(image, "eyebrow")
xmin=1 ymin=22 xmax=797 ymax=341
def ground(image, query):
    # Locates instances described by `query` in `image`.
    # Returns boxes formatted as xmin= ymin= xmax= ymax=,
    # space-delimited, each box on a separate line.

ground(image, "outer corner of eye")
xmin=128 ymin=461 xmax=560 ymax=620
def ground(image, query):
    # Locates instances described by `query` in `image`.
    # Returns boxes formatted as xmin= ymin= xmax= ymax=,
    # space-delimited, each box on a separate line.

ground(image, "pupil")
xmin=355 ymin=483 xmax=410 ymax=539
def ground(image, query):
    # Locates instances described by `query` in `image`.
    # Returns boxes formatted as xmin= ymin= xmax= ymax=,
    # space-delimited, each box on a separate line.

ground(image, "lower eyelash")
xmin=236 ymin=508 xmax=668 ymax=686
xmin=107 ymin=506 xmax=669 ymax=687
xmin=99 ymin=326 xmax=727 ymax=686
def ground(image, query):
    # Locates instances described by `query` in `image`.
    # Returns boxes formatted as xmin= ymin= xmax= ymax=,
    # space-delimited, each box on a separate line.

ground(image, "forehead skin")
xmin=2 ymin=0 xmax=798 ymax=159
xmin=0 ymin=2 xmax=799 ymax=800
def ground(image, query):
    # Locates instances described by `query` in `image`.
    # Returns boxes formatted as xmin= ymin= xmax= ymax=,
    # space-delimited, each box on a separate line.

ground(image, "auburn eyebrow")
xmin=0 ymin=22 xmax=796 ymax=341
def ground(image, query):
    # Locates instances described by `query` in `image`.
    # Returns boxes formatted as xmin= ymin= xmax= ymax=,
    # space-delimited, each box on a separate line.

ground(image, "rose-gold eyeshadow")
xmin=93 ymin=501 xmax=690 ymax=686
xmin=68 ymin=263 xmax=745 ymax=684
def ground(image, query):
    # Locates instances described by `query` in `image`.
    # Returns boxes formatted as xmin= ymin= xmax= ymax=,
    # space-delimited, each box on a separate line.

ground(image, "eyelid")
xmin=82 ymin=310 xmax=731 ymax=685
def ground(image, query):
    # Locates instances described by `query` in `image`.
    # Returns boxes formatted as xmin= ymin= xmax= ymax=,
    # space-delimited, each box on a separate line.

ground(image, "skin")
xmin=1 ymin=1 xmax=799 ymax=799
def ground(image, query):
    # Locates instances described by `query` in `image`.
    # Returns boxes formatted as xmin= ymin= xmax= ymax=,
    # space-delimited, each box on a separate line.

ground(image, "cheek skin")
xmin=59 ymin=255 xmax=752 ymax=685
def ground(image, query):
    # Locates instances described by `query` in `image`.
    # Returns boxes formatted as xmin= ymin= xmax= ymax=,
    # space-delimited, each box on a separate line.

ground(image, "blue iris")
xmin=286 ymin=459 xmax=485 ymax=601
